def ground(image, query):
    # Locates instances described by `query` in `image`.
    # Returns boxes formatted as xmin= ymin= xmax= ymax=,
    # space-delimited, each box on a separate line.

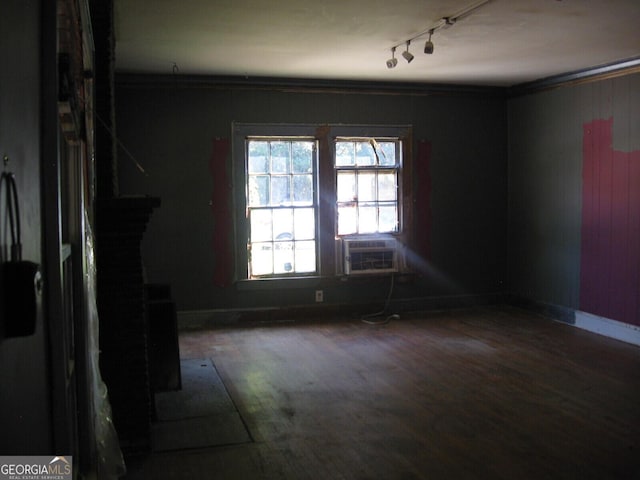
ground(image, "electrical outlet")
xmin=315 ymin=290 xmax=323 ymax=303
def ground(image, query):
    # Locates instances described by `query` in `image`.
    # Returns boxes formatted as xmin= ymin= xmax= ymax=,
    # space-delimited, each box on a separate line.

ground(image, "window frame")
xmin=245 ymin=136 xmax=319 ymax=278
xmin=233 ymin=123 xmax=412 ymax=283
xmin=334 ymin=136 xmax=403 ymax=236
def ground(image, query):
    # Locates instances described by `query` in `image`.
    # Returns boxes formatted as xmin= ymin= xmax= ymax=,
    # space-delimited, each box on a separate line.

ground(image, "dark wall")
xmin=508 ymin=73 xmax=640 ymax=326
xmin=116 ymin=83 xmax=507 ymax=312
xmin=0 ymin=0 xmax=52 ymax=453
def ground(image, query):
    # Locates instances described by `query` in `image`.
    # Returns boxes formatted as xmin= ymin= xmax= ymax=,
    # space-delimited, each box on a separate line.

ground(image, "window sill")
xmin=236 ymin=271 xmax=417 ymax=291
xmin=236 ymin=276 xmax=324 ymax=291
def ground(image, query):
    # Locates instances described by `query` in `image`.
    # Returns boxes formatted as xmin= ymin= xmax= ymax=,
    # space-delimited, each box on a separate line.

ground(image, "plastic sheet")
xmin=85 ymin=211 xmax=127 ymax=479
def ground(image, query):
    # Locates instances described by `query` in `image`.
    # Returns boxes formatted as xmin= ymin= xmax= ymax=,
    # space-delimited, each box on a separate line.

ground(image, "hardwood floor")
xmin=124 ymin=306 xmax=640 ymax=479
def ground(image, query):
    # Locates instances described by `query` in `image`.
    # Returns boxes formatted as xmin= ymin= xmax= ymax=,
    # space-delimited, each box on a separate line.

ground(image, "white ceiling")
xmin=114 ymin=0 xmax=640 ymax=87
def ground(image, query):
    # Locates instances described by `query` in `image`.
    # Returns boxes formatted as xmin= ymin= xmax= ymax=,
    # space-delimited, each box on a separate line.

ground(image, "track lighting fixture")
xmin=402 ymin=41 xmax=414 ymax=63
xmin=386 ymin=47 xmax=398 ymax=69
xmin=424 ymin=31 xmax=434 ymax=55
xmin=384 ymin=0 xmax=490 ymax=69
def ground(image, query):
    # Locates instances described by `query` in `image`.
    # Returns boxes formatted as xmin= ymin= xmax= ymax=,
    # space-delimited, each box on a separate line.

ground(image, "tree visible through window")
xmin=246 ymin=139 xmax=317 ymax=277
xmin=335 ymin=138 xmax=400 ymax=235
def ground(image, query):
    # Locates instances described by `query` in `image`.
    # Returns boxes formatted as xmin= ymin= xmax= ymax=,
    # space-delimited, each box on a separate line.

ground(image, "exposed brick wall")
xmin=90 ymin=0 xmax=159 ymax=456
xmin=96 ymin=196 xmax=160 ymax=455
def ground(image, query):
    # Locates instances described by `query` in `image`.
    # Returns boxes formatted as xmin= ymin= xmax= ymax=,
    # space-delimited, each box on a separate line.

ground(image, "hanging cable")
xmin=2 ymin=171 xmax=21 ymax=261
xmin=361 ymin=274 xmax=400 ymax=325
xmin=94 ymin=111 xmax=148 ymax=176
xmin=76 ymin=94 xmax=149 ymax=177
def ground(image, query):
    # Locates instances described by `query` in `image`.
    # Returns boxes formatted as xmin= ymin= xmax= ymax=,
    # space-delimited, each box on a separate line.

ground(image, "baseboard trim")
xmin=507 ymin=295 xmax=640 ymax=347
xmin=179 ymin=296 xmax=640 ymax=346
xmin=574 ymin=311 xmax=640 ymax=347
xmin=177 ymin=293 xmax=506 ymax=330
xmin=506 ymin=295 xmax=576 ymax=325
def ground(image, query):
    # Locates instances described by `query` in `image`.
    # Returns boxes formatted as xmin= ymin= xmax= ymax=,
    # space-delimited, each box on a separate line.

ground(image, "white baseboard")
xmin=574 ymin=311 xmax=640 ymax=347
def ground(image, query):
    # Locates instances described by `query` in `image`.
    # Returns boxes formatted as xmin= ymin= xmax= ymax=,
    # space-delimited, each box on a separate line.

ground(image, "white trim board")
xmin=574 ymin=311 xmax=640 ymax=347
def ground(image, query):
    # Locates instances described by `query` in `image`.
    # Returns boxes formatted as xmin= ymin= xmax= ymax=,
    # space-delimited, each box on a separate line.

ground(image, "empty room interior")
xmin=1 ymin=0 xmax=640 ymax=479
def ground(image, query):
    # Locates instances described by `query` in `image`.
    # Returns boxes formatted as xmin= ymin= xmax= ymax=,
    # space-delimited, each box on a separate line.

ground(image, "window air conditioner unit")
xmin=343 ymin=237 xmax=399 ymax=275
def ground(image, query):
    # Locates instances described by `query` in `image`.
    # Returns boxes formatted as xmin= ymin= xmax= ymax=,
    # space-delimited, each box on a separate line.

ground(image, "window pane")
xmin=251 ymin=243 xmax=273 ymax=276
xmin=378 ymin=172 xmax=396 ymax=201
xmin=273 ymin=241 xmax=294 ymax=274
xmin=248 ymin=141 xmax=269 ymax=173
xmin=335 ymin=142 xmax=355 ymax=166
xmin=379 ymin=205 xmax=398 ymax=232
xmin=293 ymin=174 xmax=313 ymax=204
xmin=337 ymin=171 xmax=356 ymax=202
xmin=270 ymin=142 xmax=290 ymax=173
xmin=271 ymin=176 xmax=290 ymax=205
xmin=273 ymin=208 xmax=293 ymax=239
xmin=359 ymin=206 xmax=378 ymax=233
xmin=294 ymin=240 xmax=316 ymax=273
xmin=357 ymin=172 xmax=376 ymax=202
xmin=250 ymin=209 xmax=273 ymax=242
xmin=355 ymin=142 xmax=375 ymax=166
xmin=248 ymin=175 xmax=269 ymax=206
xmin=292 ymin=142 xmax=313 ymax=173
xmin=378 ymin=142 xmax=396 ymax=166
xmin=294 ymin=208 xmax=315 ymax=240
xmin=337 ymin=205 xmax=357 ymax=235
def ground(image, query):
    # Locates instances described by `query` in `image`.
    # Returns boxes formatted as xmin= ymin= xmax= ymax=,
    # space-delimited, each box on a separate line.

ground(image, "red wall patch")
xmin=580 ymin=118 xmax=640 ymax=326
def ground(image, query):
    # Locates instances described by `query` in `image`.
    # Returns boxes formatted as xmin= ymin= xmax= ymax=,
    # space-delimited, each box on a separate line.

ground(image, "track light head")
xmin=424 ymin=40 xmax=434 ymax=54
xmin=386 ymin=47 xmax=398 ymax=68
xmin=424 ymin=31 xmax=434 ymax=54
xmin=402 ymin=50 xmax=414 ymax=63
xmin=402 ymin=41 xmax=414 ymax=63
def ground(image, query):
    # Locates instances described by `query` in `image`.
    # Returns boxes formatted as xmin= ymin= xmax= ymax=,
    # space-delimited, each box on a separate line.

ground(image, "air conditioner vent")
xmin=343 ymin=237 xmax=399 ymax=275
xmin=348 ymin=240 xmax=387 ymax=249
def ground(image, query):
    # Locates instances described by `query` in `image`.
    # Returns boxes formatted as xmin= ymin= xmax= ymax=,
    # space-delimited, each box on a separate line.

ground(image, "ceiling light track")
xmin=385 ymin=0 xmax=491 ymax=67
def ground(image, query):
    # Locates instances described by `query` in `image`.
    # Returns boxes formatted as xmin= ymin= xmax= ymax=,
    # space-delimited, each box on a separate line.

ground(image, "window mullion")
xmin=375 ymin=170 xmax=380 ymax=232
xmin=354 ymin=170 xmax=360 ymax=234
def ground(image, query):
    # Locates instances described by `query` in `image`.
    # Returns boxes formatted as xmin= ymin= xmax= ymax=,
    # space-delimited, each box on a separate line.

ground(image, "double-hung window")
xmin=335 ymin=138 xmax=401 ymax=235
xmin=234 ymin=124 xmax=410 ymax=281
xmin=246 ymin=138 xmax=317 ymax=277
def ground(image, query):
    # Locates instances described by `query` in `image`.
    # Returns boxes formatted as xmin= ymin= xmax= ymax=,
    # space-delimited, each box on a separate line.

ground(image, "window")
xmin=335 ymin=138 xmax=401 ymax=235
xmin=234 ymin=124 xmax=411 ymax=281
xmin=246 ymin=138 xmax=317 ymax=277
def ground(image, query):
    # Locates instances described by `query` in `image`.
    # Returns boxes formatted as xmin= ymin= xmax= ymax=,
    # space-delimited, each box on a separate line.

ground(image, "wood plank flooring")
xmin=124 ymin=306 xmax=640 ymax=479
